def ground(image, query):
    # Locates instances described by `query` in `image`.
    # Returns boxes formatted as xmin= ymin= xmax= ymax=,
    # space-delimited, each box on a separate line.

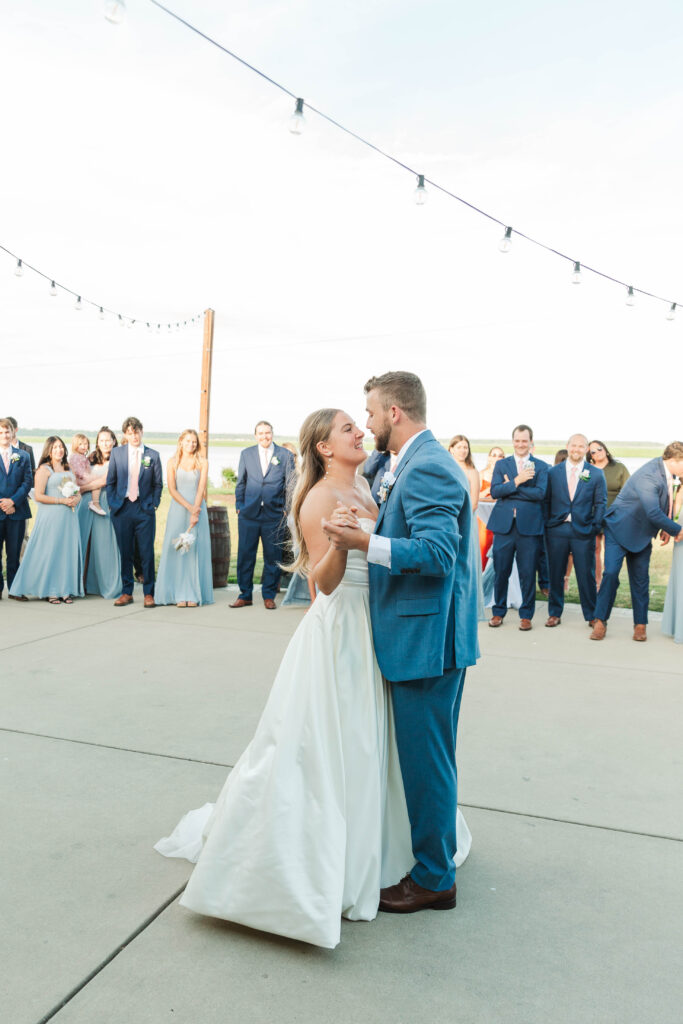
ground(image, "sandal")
xmin=63 ymin=596 xmax=74 ymax=604
xmin=48 ymin=597 xmax=61 ymax=605
xmin=187 ymin=602 xmax=198 ymax=608
xmin=176 ymin=602 xmax=187 ymax=608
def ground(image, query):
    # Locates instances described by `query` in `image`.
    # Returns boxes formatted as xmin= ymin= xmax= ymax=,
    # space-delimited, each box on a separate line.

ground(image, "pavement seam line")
xmin=33 ymin=884 xmax=187 ymax=1024
xmin=3 ymin=726 xmax=681 ymax=845
xmin=0 ymin=609 xmax=148 ymax=652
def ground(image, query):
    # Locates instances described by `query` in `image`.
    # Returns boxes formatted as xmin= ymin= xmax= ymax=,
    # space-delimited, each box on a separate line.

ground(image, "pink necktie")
xmin=569 ymin=466 xmax=578 ymax=500
xmin=129 ymin=450 xmax=140 ymax=501
xmin=2 ymin=450 xmax=9 ymax=473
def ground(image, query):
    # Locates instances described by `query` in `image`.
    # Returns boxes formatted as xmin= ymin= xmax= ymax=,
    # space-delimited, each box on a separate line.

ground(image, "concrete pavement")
xmin=1 ymin=589 xmax=681 ymax=1023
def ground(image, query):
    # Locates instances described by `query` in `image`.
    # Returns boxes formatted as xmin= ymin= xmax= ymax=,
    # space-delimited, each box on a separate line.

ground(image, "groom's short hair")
xmin=364 ymin=372 xmax=426 ymax=423
xmin=663 ymin=441 xmax=683 ymax=459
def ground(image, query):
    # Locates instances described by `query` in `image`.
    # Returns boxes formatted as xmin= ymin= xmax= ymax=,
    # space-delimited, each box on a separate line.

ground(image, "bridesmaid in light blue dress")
xmin=10 ymin=436 xmax=84 ymax=603
xmin=662 ymin=490 xmax=683 ymax=643
xmin=155 ymin=429 xmax=214 ymax=607
xmin=79 ymin=427 xmax=121 ymax=599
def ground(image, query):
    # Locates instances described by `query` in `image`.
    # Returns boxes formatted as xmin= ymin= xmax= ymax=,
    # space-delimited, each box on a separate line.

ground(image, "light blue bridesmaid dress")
xmin=85 ymin=490 xmax=121 ymax=599
xmin=661 ymin=540 xmax=683 ymax=643
xmin=155 ymin=468 xmax=214 ymax=605
xmin=10 ymin=468 xmax=84 ymax=599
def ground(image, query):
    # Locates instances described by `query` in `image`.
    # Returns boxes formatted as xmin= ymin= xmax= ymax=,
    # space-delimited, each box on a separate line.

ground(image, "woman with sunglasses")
xmin=586 ymin=441 xmax=629 ymax=587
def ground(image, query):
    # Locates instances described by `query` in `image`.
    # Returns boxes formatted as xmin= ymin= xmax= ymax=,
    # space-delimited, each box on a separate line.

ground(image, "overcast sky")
xmin=2 ymin=0 xmax=682 ymax=443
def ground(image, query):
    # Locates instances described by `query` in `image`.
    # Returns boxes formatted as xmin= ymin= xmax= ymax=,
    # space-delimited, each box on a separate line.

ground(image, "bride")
xmin=156 ymin=408 xmax=471 ymax=949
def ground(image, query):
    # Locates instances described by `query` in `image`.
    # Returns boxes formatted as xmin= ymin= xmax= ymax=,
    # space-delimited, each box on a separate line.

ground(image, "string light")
xmin=99 ymin=306 xmax=105 ymax=320
xmin=499 ymin=227 xmax=513 ymax=254
xmin=50 ymin=281 xmax=57 ymax=296
xmin=572 ymin=261 xmax=581 ymax=284
xmin=667 ymin=303 xmax=676 ymax=321
xmin=289 ymin=98 xmax=305 ymax=135
xmin=414 ymin=175 xmax=427 ymax=205
xmin=14 ymin=259 xmax=23 ymax=277
xmin=74 ymin=296 xmax=82 ymax=311
xmin=626 ymin=286 xmax=635 ymax=307
xmin=118 ymin=313 xmax=124 ymax=327
xmin=104 ymin=1 xmax=126 ymax=25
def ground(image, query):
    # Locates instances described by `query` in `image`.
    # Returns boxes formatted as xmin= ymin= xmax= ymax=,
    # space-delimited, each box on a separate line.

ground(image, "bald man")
xmin=544 ymin=434 xmax=607 ymax=627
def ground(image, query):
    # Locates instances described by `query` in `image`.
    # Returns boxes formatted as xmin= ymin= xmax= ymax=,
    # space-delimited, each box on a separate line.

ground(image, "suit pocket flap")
xmin=396 ymin=598 xmax=439 ymax=616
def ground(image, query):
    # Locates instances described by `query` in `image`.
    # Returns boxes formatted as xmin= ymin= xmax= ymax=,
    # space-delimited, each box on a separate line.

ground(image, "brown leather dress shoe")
xmin=488 ymin=615 xmax=504 ymax=627
xmin=589 ymin=619 xmax=606 ymax=640
xmin=114 ymin=594 xmax=134 ymax=607
xmin=633 ymin=624 xmax=647 ymax=642
xmin=545 ymin=616 xmax=561 ymax=627
xmin=379 ymin=874 xmax=456 ymax=914
xmin=144 ymin=594 xmax=156 ymax=608
xmin=229 ymin=598 xmax=253 ymax=608
xmin=263 ymin=598 xmax=277 ymax=610
xmin=519 ymin=618 xmax=532 ymax=631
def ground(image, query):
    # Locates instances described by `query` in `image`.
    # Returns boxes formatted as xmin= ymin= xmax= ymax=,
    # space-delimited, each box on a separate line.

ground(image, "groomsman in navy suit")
xmin=361 ymin=448 xmax=392 ymax=503
xmin=591 ymin=441 xmax=683 ymax=642
xmin=231 ymin=421 xmax=296 ymax=609
xmin=488 ymin=424 xmax=549 ymax=630
xmin=0 ymin=418 xmax=33 ymax=599
xmin=107 ymin=416 xmax=163 ymax=608
xmin=544 ymin=434 xmax=607 ymax=627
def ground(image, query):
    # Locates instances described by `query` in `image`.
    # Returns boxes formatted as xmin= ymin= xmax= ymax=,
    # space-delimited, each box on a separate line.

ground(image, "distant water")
xmin=24 ymin=442 xmax=649 ymax=489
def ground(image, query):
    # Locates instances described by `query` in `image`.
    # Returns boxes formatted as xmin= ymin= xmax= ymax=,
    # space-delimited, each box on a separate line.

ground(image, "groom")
xmin=324 ymin=371 xmax=479 ymax=913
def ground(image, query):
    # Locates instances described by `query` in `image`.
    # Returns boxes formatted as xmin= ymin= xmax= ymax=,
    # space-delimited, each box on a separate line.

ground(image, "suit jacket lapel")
xmin=375 ymin=430 xmax=434 ymax=531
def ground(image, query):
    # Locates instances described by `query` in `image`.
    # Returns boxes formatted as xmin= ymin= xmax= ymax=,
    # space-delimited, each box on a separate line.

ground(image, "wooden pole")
xmin=199 ymin=308 xmax=215 ymax=498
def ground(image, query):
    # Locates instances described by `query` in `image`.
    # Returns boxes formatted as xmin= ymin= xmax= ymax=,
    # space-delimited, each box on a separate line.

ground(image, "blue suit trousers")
xmin=0 ymin=518 xmax=26 ymax=592
xmin=236 ymin=512 xmax=285 ymax=600
xmin=492 ymin=523 xmax=541 ymax=619
xmin=546 ymin=523 xmax=597 ymax=621
xmin=390 ymin=666 xmax=465 ymax=891
xmin=111 ymin=499 xmax=156 ymax=596
xmin=593 ymin=525 xmax=651 ymax=625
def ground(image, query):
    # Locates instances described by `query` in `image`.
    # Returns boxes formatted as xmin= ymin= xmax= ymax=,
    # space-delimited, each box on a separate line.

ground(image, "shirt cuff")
xmin=367 ymin=534 xmax=391 ymax=569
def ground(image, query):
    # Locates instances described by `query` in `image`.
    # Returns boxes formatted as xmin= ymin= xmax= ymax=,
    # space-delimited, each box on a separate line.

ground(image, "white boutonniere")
xmin=271 ymin=455 xmax=280 ymax=466
xmin=580 ymin=469 xmax=591 ymax=481
xmin=378 ymin=471 xmax=396 ymax=504
xmin=141 ymin=456 xmax=151 ymax=468
xmin=10 ymin=453 xmax=20 ymax=463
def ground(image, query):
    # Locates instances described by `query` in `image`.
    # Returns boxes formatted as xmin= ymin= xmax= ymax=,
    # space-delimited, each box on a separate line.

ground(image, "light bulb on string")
xmin=156 ymin=324 xmax=161 ymax=334
xmin=175 ymin=323 xmax=180 ymax=332
xmin=667 ymin=303 xmax=676 ymax=321
xmin=625 ymin=286 xmax=635 ymax=307
xmin=14 ymin=259 xmax=23 ymax=277
xmin=50 ymin=280 xmax=57 ymax=296
xmin=499 ymin=227 xmax=513 ymax=253
xmin=414 ymin=175 xmax=427 ymax=205
xmin=104 ymin=0 xmax=126 ymax=24
xmin=147 ymin=322 xmax=152 ymax=332
xmin=289 ymin=98 xmax=305 ymax=135
xmin=118 ymin=314 xmax=124 ymax=328
xmin=99 ymin=307 xmax=105 ymax=320
xmin=74 ymin=296 xmax=82 ymax=311
xmin=571 ymin=261 xmax=581 ymax=284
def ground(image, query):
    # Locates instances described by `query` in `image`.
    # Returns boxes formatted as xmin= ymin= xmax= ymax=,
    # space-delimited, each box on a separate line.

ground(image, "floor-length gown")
xmin=662 ymin=540 xmax=683 ymax=643
xmin=10 ymin=469 xmax=84 ymax=599
xmin=84 ymin=490 xmax=121 ymax=599
xmin=155 ymin=468 xmax=214 ymax=606
xmin=156 ymin=519 xmax=471 ymax=949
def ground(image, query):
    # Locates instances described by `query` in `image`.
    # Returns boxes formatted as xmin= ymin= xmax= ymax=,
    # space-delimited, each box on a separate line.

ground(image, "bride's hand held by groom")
xmin=322 ymin=501 xmax=370 ymax=553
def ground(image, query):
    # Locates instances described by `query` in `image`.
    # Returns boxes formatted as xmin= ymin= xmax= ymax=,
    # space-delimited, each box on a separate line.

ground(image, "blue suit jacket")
xmin=235 ymin=444 xmax=296 ymax=521
xmin=106 ymin=445 xmax=163 ymax=515
xmin=604 ymin=457 xmax=681 ymax=551
xmin=488 ymin=454 xmax=549 ymax=536
xmin=368 ymin=431 xmax=479 ymax=682
xmin=0 ymin=447 xmax=33 ymax=521
xmin=545 ymin=462 xmax=607 ymax=536
xmin=361 ymin=450 xmax=391 ymax=504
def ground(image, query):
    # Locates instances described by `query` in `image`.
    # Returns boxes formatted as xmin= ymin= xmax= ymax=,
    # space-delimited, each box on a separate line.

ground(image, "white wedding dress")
xmin=156 ymin=519 xmax=471 ymax=949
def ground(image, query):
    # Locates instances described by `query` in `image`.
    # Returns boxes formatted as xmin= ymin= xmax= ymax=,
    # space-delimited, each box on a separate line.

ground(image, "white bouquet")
xmin=172 ymin=530 xmax=196 ymax=555
xmin=59 ymin=477 xmax=80 ymax=511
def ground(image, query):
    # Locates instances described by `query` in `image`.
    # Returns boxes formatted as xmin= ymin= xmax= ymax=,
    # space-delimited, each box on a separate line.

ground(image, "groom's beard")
xmin=374 ymin=420 xmax=391 ymax=453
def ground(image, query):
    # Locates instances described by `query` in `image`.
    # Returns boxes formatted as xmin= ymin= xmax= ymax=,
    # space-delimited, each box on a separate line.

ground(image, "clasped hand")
xmin=322 ymin=501 xmax=367 ymax=551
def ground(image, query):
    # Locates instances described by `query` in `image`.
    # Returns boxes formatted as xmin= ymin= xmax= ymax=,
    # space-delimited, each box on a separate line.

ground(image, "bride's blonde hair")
xmin=287 ymin=408 xmax=341 ymax=576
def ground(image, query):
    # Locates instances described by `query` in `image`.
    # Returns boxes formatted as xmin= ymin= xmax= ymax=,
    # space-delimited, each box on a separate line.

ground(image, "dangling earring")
xmin=324 ymin=454 xmax=333 ymax=477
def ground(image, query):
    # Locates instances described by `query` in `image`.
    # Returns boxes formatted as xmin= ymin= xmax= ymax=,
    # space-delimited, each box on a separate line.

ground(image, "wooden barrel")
xmin=208 ymin=505 xmax=231 ymax=588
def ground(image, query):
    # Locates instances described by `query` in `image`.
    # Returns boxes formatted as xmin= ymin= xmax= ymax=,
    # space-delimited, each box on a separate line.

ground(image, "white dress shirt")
xmin=367 ymin=430 xmax=429 ymax=569
xmin=564 ymin=458 xmax=584 ymax=521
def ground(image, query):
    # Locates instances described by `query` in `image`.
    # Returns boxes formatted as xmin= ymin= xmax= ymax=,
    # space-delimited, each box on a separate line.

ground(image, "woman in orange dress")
xmin=477 ymin=446 xmax=505 ymax=570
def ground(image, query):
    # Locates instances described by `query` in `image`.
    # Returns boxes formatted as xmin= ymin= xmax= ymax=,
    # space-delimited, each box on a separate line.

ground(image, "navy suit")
xmin=106 ymin=445 xmax=163 ymax=597
xmin=0 ymin=447 xmax=33 ymax=593
xmin=488 ymin=454 xmax=549 ymax=620
xmin=594 ymin=457 xmax=681 ymax=625
xmin=369 ymin=431 xmax=479 ymax=891
xmin=361 ymin=449 xmax=390 ymax=504
xmin=234 ymin=444 xmax=296 ymax=601
xmin=545 ymin=462 xmax=607 ymax=621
